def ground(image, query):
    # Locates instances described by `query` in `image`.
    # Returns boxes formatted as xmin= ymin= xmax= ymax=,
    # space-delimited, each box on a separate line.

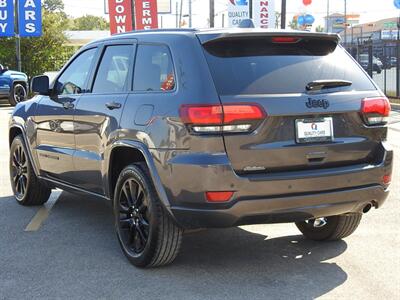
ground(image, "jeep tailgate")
xmin=202 ymin=34 xmax=386 ymax=174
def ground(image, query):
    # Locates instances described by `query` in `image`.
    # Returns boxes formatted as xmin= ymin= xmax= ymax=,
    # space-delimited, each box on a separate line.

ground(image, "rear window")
xmin=203 ymin=38 xmax=376 ymax=95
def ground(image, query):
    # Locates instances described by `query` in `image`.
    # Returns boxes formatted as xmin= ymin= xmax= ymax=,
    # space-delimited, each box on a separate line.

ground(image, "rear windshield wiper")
xmin=306 ymin=80 xmax=352 ymax=91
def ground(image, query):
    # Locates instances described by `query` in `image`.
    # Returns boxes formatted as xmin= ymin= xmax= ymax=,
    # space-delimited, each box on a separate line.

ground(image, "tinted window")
xmin=92 ymin=45 xmax=133 ymax=94
xmin=133 ymin=45 xmax=175 ymax=92
xmin=56 ymin=48 xmax=97 ymax=95
xmin=204 ymin=40 xmax=376 ymax=95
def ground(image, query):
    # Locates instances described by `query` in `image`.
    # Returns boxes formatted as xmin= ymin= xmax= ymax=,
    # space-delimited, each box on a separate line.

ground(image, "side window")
xmin=92 ymin=45 xmax=133 ymax=94
xmin=56 ymin=48 xmax=97 ymax=95
xmin=133 ymin=45 xmax=175 ymax=92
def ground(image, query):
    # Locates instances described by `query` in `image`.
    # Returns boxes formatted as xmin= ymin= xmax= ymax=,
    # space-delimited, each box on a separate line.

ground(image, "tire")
xmin=114 ymin=164 xmax=183 ymax=268
xmin=295 ymin=214 xmax=362 ymax=241
xmin=9 ymin=83 xmax=27 ymax=106
xmin=9 ymin=135 xmax=51 ymax=206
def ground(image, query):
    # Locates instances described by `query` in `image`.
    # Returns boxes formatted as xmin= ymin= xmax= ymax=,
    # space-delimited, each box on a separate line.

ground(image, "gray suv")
xmin=9 ymin=29 xmax=393 ymax=268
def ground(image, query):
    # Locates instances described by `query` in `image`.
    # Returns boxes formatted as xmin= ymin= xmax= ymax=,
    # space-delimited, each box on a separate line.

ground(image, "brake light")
xmin=361 ymin=97 xmax=391 ymax=125
xmin=179 ymin=104 xmax=265 ymax=133
xmin=206 ymin=191 xmax=234 ymax=203
xmin=271 ymin=37 xmax=301 ymax=43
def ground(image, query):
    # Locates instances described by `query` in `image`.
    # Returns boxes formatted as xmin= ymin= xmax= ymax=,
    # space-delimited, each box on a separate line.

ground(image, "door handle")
xmin=63 ymin=102 xmax=74 ymax=109
xmin=106 ymin=102 xmax=122 ymax=110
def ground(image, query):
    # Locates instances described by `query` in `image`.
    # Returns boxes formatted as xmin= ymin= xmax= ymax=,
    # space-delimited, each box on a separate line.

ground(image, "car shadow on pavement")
xmin=0 ymin=191 xmax=349 ymax=299
xmin=175 ymin=228 xmax=348 ymax=298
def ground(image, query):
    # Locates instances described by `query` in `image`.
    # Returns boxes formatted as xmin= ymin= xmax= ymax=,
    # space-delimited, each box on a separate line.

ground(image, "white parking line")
xmin=24 ymin=191 xmax=62 ymax=232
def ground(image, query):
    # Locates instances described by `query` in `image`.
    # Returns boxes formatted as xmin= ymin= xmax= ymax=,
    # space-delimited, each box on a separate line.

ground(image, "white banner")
xmin=253 ymin=0 xmax=275 ymax=29
xmin=227 ymin=0 xmax=250 ymax=28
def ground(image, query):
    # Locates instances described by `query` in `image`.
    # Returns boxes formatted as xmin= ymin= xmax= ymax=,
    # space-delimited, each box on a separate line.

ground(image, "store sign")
xmin=108 ymin=0 xmax=133 ymax=35
xmin=135 ymin=0 xmax=158 ymax=30
xmin=252 ymin=0 xmax=275 ymax=28
xmin=19 ymin=0 xmax=42 ymax=37
xmin=228 ymin=0 xmax=249 ymax=28
xmin=0 ymin=0 xmax=14 ymax=37
xmin=381 ymin=29 xmax=399 ymax=40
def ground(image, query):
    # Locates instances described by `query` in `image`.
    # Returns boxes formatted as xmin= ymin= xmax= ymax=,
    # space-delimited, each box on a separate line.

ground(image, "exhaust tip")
xmin=363 ymin=203 xmax=373 ymax=214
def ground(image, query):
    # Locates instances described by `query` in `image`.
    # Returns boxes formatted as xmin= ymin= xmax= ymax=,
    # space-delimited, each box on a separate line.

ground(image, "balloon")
xmin=303 ymin=0 xmax=312 ymax=6
xmin=394 ymin=0 xmax=400 ymax=9
xmin=298 ymin=15 xmax=305 ymax=26
xmin=304 ymin=14 xmax=315 ymax=25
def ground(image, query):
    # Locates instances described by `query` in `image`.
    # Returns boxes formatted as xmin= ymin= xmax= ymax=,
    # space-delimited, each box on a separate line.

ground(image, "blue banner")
xmin=0 ymin=0 xmax=14 ymax=37
xmin=18 ymin=0 xmax=42 ymax=37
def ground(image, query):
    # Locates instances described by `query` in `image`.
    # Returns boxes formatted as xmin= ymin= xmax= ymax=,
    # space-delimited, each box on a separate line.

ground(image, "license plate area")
xmin=296 ymin=117 xmax=334 ymax=144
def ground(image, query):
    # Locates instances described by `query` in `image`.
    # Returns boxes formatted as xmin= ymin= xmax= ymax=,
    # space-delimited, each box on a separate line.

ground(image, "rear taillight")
xmin=179 ymin=104 xmax=265 ymax=134
xmin=361 ymin=97 xmax=391 ymax=125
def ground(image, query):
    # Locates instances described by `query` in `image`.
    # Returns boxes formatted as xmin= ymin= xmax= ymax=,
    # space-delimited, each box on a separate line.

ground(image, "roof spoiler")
xmin=198 ymin=31 xmax=341 ymax=46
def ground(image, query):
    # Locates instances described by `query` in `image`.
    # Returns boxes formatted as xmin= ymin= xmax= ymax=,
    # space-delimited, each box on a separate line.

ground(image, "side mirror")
xmin=0 ymin=65 xmax=8 ymax=73
xmin=31 ymin=75 xmax=50 ymax=96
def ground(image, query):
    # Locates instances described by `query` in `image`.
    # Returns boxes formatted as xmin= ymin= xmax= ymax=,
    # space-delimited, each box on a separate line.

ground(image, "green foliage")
xmin=315 ymin=25 xmax=325 ymax=33
xmin=43 ymin=0 xmax=65 ymax=13
xmin=0 ymin=4 xmax=75 ymax=77
xmin=70 ymin=15 xmax=110 ymax=31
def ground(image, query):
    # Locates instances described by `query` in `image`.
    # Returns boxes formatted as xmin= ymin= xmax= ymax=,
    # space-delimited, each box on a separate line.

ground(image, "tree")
xmin=315 ymin=25 xmax=325 ymax=33
xmin=289 ymin=21 xmax=298 ymax=30
xmin=0 ymin=2 xmax=74 ymax=77
xmin=43 ymin=0 xmax=65 ymax=13
xmin=71 ymin=15 xmax=110 ymax=31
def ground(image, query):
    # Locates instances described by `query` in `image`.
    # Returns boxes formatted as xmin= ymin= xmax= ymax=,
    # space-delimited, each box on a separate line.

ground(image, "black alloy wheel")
xmin=10 ymin=143 xmax=28 ymax=201
xmin=117 ymin=177 xmax=150 ymax=255
xmin=114 ymin=164 xmax=183 ymax=268
xmin=9 ymin=135 xmax=51 ymax=206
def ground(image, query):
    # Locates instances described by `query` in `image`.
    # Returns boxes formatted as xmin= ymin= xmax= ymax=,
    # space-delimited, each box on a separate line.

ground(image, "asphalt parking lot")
xmin=0 ymin=103 xmax=399 ymax=299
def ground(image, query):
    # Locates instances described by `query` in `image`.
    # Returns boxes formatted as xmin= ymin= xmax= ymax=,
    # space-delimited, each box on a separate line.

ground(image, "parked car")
xmin=358 ymin=54 xmax=383 ymax=74
xmin=0 ymin=64 xmax=28 ymax=106
xmin=390 ymin=56 xmax=397 ymax=68
xmin=9 ymin=29 xmax=392 ymax=268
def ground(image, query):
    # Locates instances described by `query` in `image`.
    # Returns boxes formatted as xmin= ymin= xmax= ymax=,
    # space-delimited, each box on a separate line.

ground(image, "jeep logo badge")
xmin=306 ymin=98 xmax=330 ymax=109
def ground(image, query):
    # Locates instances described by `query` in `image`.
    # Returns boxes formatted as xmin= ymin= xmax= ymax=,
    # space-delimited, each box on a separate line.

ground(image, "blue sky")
xmin=63 ymin=0 xmax=399 ymax=28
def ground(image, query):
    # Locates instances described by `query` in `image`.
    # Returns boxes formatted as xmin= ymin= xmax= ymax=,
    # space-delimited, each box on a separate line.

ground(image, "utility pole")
xmin=281 ymin=0 xmax=286 ymax=29
xmin=176 ymin=1 xmax=179 ymax=28
xmin=189 ymin=0 xmax=192 ymax=28
xmin=249 ymin=0 xmax=253 ymax=19
xmin=15 ymin=0 xmax=21 ymax=72
xmin=326 ymin=0 xmax=330 ymax=32
xmin=131 ymin=0 xmax=136 ymax=30
xmin=344 ymin=0 xmax=347 ymax=46
xmin=397 ymin=13 xmax=400 ymax=97
xmin=209 ymin=0 xmax=214 ymax=28
xmin=179 ymin=0 xmax=183 ymax=27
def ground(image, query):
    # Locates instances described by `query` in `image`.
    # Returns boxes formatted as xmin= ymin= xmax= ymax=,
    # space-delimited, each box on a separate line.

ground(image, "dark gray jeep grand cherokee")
xmin=9 ymin=29 xmax=393 ymax=268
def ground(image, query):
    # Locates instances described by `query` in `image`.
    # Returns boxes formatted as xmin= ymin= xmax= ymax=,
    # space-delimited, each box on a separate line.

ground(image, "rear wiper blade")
xmin=306 ymin=80 xmax=352 ymax=91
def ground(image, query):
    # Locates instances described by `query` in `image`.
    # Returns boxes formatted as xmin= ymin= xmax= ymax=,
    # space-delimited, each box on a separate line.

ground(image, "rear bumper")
xmin=171 ymin=185 xmax=389 ymax=228
xmin=153 ymin=142 xmax=393 ymax=229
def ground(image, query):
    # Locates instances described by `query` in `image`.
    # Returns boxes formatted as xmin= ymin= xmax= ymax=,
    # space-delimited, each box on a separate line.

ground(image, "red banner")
xmin=135 ymin=0 xmax=158 ymax=30
xmin=108 ymin=0 xmax=133 ymax=35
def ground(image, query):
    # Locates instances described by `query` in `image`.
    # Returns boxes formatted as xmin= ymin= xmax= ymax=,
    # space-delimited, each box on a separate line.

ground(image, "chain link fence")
xmin=345 ymin=39 xmax=399 ymax=99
